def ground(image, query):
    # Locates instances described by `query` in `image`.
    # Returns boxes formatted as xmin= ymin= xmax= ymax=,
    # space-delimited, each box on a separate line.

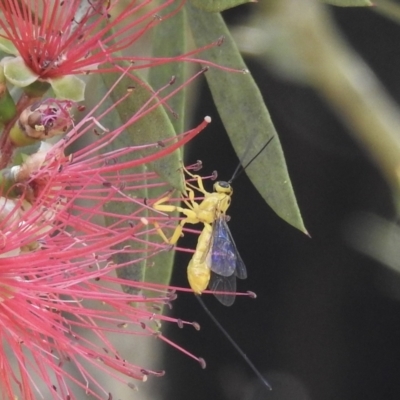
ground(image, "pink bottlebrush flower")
xmin=0 ymin=77 xmax=211 ymax=399
xmin=0 ymin=0 xmax=228 ymax=101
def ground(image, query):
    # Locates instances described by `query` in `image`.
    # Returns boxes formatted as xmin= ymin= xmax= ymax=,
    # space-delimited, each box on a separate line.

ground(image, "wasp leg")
xmin=154 ymin=186 xmax=201 ymax=218
xmin=151 ymin=210 xmax=201 ymax=245
xmin=153 ymin=193 xmax=202 ymax=244
xmin=185 ymin=175 xmax=208 ymax=196
xmin=152 ymin=176 xmax=210 ymax=244
xmin=183 ymin=166 xmax=209 ymax=196
xmin=153 ymin=195 xmax=197 ymax=217
xmin=151 ymin=220 xmax=183 ymax=245
xmin=181 ymin=186 xmax=202 ymax=212
xmin=152 ymin=191 xmax=179 ymax=213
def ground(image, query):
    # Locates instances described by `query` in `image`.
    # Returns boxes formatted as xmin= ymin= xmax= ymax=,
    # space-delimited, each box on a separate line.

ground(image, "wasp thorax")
xmin=214 ymin=181 xmax=233 ymax=195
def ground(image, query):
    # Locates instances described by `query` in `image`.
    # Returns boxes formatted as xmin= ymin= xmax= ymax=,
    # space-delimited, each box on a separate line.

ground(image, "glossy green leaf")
xmin=186 ymin=4 xmax=307 ymax=234
xmin=319 ymin=0 xmax=372 ymax=6
xmin=0 ymin=86 xmax=16 ymax=124
xmin=189 ymin=0 xmax=254 ymax=12
xmin=146 ymin=8 xmax=189 ymax=295
xmin=101 ymin=63 xmax=185 ymax=191
xmin=99 ymin=67 xmax=182 ymax=293
xmin=100 ymin=19 xmax=185 ymax=302
xmin=85 ymin=75 xmax=148 ymax=294
xmin=148 ymin=5 xmax=188 ymax=134
xmin=141 ymin=183 xmax=177 ymax=296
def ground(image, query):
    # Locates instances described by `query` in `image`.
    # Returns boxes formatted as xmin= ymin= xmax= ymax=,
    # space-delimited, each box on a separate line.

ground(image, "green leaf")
xmin=189 ymin=0 xmax=254 ymax=12
xmin=101 ymin=63 xmax=185 ymax=191
xmin=186 ymin=4 xmax=307 ymax=234
xmin=148 ymin=5 xmax=188 ymax=134
xmin=146 ymin=8 xmax=189 ymax=298
xmin=99 ymin=67 xmax=183 ymax=295
xmin=84 ymin=75 xmax=148 ymax=294
xmin=86 ymin=76 xmax=177 ymax=300
xmin=143 ymin=248 xmax=176 ymax=297
xmin=141 ymin=183 xmax=177 ymax=300
xmin=319 ymin=0 xmax=372 ymax=6
xmin=0 ymin=86 xmax=16 ymax=124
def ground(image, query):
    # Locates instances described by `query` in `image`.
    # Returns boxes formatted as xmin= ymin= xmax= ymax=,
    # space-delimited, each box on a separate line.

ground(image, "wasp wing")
xmin=208 ymin=216 xmax=248 ymax=306
xmin=210 ymin=217 xmax=247 ymax=279
xmin=209 ymin=270 xmax=237 ymax=307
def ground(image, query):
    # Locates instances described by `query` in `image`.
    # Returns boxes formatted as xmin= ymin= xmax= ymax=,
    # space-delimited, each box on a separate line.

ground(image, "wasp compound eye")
xmin=214 ymin=181 xmax=232 ymax=194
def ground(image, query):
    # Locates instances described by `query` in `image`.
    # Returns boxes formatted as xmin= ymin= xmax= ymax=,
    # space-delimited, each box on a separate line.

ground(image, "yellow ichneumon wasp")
xmin=153 ymin=136 xmax=274 ymax=306
xmin=154 ymin=168 xmax=245 ymax=306
xmin=152 ymin=137 xmax=274 ymax=390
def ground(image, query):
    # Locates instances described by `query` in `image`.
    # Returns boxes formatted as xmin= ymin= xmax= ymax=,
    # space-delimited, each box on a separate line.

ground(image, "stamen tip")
xmin=204 ymin=116 xmax=211 ymax=123
xmin=157 ymin=140 xmax=166 ymax=147
xmin=140 ymin=217 xmax=149 ymax=225
xmin=192 ymin=321 xmax=201 ymax=331
xmin=194 ymin=160 xmax=203 ymax=171
xmin=128 ymin=382 xmax=138 ymax=391
xmin=198 ymin=357 xmax=206 ymax=369
xmin=247 ymin=291 xmax=257 ymax=299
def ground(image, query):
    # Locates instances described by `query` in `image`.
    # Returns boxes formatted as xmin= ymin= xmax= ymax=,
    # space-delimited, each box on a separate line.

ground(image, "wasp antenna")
xmin=196 ymin=295 xmax=272 ymax=390
xmin=229 ymin=136 xmax=275 ymax=184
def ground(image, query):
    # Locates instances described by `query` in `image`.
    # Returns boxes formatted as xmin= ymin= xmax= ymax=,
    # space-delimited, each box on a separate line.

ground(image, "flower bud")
xmin=9 ymin=99 xmax=74 ymax=147
xmin=18 ymin=100 xmax=74 ymax=140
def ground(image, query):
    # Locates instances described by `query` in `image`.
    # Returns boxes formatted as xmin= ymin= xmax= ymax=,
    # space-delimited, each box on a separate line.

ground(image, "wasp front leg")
xmin=183 ymin=167 xmax=209 ymax=198
xmin=153 ymin=186 xmax=199 ymax=215
xmin=153 ymin=191 xmax=202 ymax=245
xmin=150 ymin=219 xmax=183 ymax=245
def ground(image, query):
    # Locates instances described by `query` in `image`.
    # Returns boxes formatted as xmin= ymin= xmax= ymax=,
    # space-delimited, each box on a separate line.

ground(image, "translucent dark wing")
xmin=209 ymin=270 xmax=236 ymax=307
xmin=210 ymin=217 xmax=247 ymax=279
xmin=210 ymin=217 xmax=237 ymax=277
xmin=234 ymin=249 xmax=247 ymax=280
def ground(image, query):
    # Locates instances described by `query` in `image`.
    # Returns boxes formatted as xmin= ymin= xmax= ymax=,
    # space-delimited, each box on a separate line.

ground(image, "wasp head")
xmin=214 ymin=181 xmax=233 ymax=195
